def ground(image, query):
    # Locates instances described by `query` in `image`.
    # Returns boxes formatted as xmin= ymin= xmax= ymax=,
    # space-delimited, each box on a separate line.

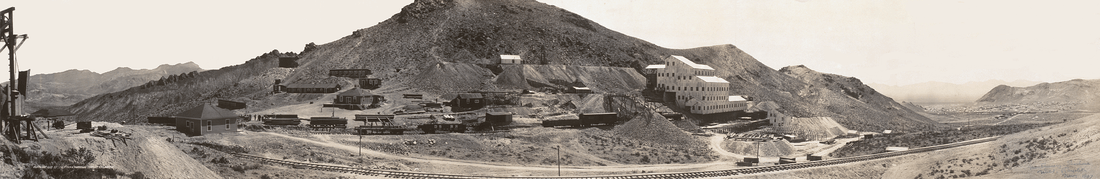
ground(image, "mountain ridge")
xmin=69 ymin=0 xmax=936 ymax=132
xmin=22 ymin=62 xmax=203 ymax=110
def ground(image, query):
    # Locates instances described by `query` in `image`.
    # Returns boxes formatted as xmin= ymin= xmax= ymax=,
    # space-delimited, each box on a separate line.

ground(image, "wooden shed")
xmin=173 ymin=104 xmax=240 ymax=136
xmin=484 ymin=112 xmax=513 ymax=126
xmin=442 ymin=93 xmax=484 ymax=111
xmin=330 ymin=88 xmax=384 ymax=110
xmin=217 ymin=99 xmax=247 ymax=110
xmin=359 ymin=78 xmax=382 ymax=90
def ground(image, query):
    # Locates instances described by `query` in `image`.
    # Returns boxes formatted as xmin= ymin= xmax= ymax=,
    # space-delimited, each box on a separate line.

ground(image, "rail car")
xmin=308 ymin=117 xmax=348 ymax=129
xmin=541 ymin=112 xmax=619 ymax=127
xmin=417 ymin=123 xmax=466 ymax=134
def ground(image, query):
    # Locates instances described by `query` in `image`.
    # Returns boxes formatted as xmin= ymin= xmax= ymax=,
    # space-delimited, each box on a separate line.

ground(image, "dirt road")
xmin=261 ymin=132 xmax=736 ymax=175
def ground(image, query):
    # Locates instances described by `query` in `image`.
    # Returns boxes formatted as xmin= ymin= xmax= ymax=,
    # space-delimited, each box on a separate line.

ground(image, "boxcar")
xmin=579 ymin=112 xmax=618 ymax=126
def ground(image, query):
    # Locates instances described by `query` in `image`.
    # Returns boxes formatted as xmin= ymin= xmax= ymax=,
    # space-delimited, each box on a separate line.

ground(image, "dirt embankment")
xmin=16 ymin=126 xmax=221 ymax=179
xmin=775 ymin=117 xmax=850 ymax=141
xmin=495 ymin=64 xmax=646 ymax=94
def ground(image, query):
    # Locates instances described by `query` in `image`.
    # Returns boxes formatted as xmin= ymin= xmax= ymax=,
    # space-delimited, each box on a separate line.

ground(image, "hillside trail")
xmin=990 ymin=114 xmax=1020 ymax=126
xmin=708 ymin=133 xmax=746 ymax=159
xmin=261 ymin=132 xmax=735 ymax=173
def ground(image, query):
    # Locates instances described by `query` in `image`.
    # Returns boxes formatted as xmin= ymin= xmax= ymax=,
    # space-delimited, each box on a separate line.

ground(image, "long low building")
xmin=283 ymin=83 xmax=341 ymax=93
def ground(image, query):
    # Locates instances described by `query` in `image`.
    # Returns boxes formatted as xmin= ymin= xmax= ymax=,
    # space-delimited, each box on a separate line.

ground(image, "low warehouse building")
xmin=284 ymin=83 xmax=341 ymax=93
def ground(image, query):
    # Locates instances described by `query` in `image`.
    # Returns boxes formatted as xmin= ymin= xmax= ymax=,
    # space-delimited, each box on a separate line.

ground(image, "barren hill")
xmin=68 ymin=0 xmax=935 ymax=132
xmin=776 ymin=65 xmax=937 ymax=131
xmin=22 ymin=62 xmax=202 ymax=109
xmin=976 ymin=79 xmax=1100 ymax=110
xmin=867 ymin=80 xmax=1040 ymax=104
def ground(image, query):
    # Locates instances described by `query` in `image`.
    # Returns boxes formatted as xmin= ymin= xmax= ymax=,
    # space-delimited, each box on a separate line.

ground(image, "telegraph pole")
xmin=556 ymin=145 xmax=561 ymax=176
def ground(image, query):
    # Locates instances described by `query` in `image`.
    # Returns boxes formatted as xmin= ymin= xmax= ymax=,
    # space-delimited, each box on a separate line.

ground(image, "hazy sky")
xmin=5 ymin=0 xmax=1099 ymax=86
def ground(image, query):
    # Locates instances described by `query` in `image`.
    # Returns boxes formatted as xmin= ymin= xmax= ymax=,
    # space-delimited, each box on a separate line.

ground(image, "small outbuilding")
xmin=278 ymin=56 xmax=299 ymax=68
xmin=359 ymin=78 xmax=382 ymax=90
xmin=217 ymin=99 xmax=247 ymax=110
xmin=500 ymin=55 xmax=523 ymax=64
xmin=332 ymin=88 xmax=384 ymax=110
xmin=483 ymin=112 xmax=513 ymax=126
xmin=442 ymin=93 xmax=484 ymax=111
xmin=173 ymin=104 xmax=240 ymax=136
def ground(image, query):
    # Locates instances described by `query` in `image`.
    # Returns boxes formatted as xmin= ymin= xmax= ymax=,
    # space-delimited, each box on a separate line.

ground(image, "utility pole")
xmin=556 ymin=145 xmax=561 ymax=176
xmin=358 ymin=134 xmax=362 ymax=156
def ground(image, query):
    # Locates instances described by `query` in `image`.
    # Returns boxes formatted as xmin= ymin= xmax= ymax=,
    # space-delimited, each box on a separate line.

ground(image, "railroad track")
xmin=223 ymin=136 xmax=1000 ymax=179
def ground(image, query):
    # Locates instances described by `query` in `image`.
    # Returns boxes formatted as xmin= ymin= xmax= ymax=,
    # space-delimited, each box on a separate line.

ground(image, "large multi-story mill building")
xmin=648 ymin=55 xmax=751 ymax=114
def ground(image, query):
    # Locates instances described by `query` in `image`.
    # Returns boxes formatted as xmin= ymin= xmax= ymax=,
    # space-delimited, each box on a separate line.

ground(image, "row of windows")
xmin=186 ymin=119 xmax=234 ymax=132
xmin=691 ymin=103 xmax=748 ymax=111
xmin=660 ymin=85 xmax=728 ymax=92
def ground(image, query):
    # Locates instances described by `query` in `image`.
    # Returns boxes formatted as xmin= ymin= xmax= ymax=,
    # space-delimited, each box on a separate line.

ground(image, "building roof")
xmin=645 ymin=64 xmax=666 ymax=69
xmin=173 ymin=103 xmax=239 ymax=120
xmin=696 ymin=76 xmax=729 ymax=83
xmin=669 ymin=55 xmax=714 ymax=70
xmin=486 ymin=112 xmax=512 ymax=116
xmin=728 ymin=96 xmax=748 ymax=102
xmin=580 ymin=112 xmax=617 ymax=116
xmin=500 ymin=55 xmax=522 ymax=60
xmin=337 ymin=88 xmax=377 ymax=97
xmin=572 ymin=86 xmax=591 ymax=90
xmin=284 ymin=83 xmax=340 ymax=89
xmin=458 ymin=93 xmax=483 ymax=99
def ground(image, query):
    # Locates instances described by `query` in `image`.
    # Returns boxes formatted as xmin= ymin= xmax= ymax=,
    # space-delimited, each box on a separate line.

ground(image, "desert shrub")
xmin=96 ymin=125 xmax=108 ymax=131
xmin=261 ymin=174 xmax=273 ymax=179
xmin=230 ymin=163 xmax=262 ymax=173
xmin=129 ymin=172 xmax=146 ymax=179
xmin=188 ymin=142 xmax=249 ymax=154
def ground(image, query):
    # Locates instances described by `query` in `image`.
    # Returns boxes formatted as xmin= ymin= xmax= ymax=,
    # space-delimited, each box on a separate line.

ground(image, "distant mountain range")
xmin=22 ymin=62 xmax=203 ymax=109
xmin=68 ymin=0 xmax=936 ymax=132
xmin=867 ymin=80 xmax=1041 ymax=104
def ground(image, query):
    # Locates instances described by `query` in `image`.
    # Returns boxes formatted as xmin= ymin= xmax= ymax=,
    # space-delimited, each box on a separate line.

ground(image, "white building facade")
xmin=653 ymin=55 xmax=751 ymax=114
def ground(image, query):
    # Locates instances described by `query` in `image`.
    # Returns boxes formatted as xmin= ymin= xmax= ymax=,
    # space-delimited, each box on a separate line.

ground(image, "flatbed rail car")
xmin=541 ymin=112 xmax=619 ymax=127
xmin=264 ymin=118 xmax=303 ymax=125
xmin=354 ymin=114 xmax=406 ymax=135
xmin=308 ymin=117 xmax=348 ymax=129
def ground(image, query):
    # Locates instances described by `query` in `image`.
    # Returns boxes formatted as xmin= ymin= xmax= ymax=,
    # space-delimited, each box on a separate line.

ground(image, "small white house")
xmin=500 ymin=55 xmax=523 ymax=64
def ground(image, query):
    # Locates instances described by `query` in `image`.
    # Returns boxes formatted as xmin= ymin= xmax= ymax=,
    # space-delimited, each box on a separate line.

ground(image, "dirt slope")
xmin=883 ymin=114 xmax=1100 ymax=178
xmin=494 ymin=64 xmax=646 ymax=94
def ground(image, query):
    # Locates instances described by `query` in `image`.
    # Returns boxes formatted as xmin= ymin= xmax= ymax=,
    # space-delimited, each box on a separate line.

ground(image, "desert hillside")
xmin=67 ymin=0 xmax=934 ymax=132
xmin=976 ymin=79 xmax=1100 ymax=110
xmin=22 ymin=62 xmax=202 ymax=109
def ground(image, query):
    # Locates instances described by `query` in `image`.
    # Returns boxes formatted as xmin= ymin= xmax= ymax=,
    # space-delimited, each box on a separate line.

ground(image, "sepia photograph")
xmin=2 ymin=0 xmax=1098 ymax=178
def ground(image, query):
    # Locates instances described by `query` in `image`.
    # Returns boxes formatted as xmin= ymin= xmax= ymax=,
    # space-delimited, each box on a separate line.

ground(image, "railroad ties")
xmin=215 ymin=136 xmax=999 ymax=179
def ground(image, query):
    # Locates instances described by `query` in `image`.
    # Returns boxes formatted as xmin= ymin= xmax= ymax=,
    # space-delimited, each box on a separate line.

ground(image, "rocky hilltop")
xmin=777 ymin=65 xmax=937 ymax=131
xmin=69 ymin=0 xmax=935 ymax=131
xmin=22 ymin=62 xmax=202 ymax=109
xmin=976 ymin=79 xmax=1100 ymax=110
